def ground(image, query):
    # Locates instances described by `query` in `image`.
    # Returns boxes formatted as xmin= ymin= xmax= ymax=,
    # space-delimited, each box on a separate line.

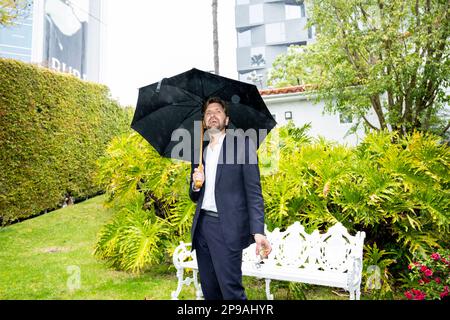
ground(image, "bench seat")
xmin=171 ymin=221 xmax=365 ymax=300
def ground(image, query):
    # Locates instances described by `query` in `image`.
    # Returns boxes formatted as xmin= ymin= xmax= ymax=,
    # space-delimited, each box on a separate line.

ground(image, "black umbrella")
xmin=131 ymin=68 xmax=277 ymax=166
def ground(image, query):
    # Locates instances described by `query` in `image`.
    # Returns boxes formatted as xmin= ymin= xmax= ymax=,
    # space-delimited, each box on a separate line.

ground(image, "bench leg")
xmin=349 ymin=290 xmax=355 ymax=300
xmin=349 ymin=288 xmax=361 ymax=300
xmin=171 ymin=267 xmax=185 ymax=300
xmin=193 ymin=269 xmax=204 ymax=300
xmin=265 ymin=279 xmax=274 ymax=300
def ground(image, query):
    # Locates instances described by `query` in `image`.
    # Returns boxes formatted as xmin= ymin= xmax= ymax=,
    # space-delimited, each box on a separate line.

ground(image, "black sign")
xmin=43 ymin=0 xmax=87 ymax=80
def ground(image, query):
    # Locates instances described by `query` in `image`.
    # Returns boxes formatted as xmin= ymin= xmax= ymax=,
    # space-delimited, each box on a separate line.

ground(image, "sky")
xmin=103 ymin=0 xmax=238 ymax=107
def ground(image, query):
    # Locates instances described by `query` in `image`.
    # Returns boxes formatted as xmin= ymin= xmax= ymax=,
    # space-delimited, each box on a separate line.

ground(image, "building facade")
xmin=0 ymin=1 xmax=34 ymax=62
xmin=235 ymin=0 xmax=314 ymax=88
xmin=261 ymin=86 xmax=380 ymax=146
xmin=0 ymin=0 xmax=107 ymax=83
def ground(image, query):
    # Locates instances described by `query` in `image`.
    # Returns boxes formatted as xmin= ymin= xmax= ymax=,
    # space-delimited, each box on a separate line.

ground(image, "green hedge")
xmin=0 ymin=58 xmax=132 ymax=225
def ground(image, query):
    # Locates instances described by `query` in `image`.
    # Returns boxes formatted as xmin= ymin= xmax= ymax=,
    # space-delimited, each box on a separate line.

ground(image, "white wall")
xmin=263 ymin=92 xmax=374 ymax=146
xmin=31 ymin=0 xmax=45 ymax=64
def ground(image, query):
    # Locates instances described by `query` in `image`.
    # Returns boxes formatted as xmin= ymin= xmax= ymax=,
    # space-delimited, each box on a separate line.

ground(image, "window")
xmin=246 ymin=70 xmax=264 ymax=87
xmin=250 ymin=47 xmax=265 ymax=66
xmin=239 ymin=71 xmax=254 ymax=83
xmin=249 ymin=4 xmax=264 ymax=24
xmin=265 ymin=22 xmax=286 ymax=43
xmin=285 ymin=111 xmax=292 ymax=120
xmin=238 ymin=30 xmax=251 ymax=47
xmin=285 ymin=5 xmax=301 ymax=20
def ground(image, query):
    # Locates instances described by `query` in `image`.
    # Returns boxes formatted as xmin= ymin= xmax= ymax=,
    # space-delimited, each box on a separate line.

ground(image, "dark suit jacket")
xmin=189 ymin=133 xmax=265 ymax=251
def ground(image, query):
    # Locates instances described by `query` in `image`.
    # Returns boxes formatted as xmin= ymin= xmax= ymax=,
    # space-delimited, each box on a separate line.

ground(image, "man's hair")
xmin=202 ymin=97 xmax=229 ymax=117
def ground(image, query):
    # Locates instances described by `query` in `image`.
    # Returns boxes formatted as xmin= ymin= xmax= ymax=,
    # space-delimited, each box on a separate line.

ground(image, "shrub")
xmin=258 ymin=127 xmax=449 ymax=297
xmin=0 ymin=58 xmax=132 ymax=225
xmin=93 ymin=193 xmax=171 ymax=273
xmin=403 ymin=249 xmax=450 ymax=300
xmin=93 ymin=132 xmax=194 ymax=270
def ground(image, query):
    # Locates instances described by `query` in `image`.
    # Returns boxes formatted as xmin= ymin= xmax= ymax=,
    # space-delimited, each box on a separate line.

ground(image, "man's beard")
xmin=205 ymin=119 xmax=226 ymax=132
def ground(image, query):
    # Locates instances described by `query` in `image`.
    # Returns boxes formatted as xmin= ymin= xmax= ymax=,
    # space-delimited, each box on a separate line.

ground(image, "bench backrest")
xmin=243 ymin=222 xmax=365 ymax=273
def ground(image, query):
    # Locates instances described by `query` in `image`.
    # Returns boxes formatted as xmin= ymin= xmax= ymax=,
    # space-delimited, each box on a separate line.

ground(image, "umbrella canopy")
xmin=131 ymin=68 xmax=277 ymax=163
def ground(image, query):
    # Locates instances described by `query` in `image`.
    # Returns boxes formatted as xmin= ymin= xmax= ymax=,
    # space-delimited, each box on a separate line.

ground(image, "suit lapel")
xmin=214 ymin=135 xmax=227 ymax=186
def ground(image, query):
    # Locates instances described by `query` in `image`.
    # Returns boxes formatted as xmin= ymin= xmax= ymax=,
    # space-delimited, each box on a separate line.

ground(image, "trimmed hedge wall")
xmin=0 ymin=59 xmax=132 ymax=225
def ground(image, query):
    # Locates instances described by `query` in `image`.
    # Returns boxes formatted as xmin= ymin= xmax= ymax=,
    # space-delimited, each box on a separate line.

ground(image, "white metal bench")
xmin=171 ymin=222 xmax=366 ymax=300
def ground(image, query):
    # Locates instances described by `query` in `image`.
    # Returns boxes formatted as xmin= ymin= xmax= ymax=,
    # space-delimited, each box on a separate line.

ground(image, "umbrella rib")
xmin=162 ymin=84 xmax=204 ymax=104
xmin=206 ymin=80 xmax=253 ymax=103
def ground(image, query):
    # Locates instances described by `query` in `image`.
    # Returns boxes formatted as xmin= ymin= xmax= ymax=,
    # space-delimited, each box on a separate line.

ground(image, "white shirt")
xmin=200 ymin=133 xmax=226 ymax=212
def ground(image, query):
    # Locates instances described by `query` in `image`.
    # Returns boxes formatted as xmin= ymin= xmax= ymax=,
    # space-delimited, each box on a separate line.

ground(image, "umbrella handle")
xmin=194 ymin=164 xmax=204 ymax=189
xmin=194 ymin=122 xmax=205 ymax=190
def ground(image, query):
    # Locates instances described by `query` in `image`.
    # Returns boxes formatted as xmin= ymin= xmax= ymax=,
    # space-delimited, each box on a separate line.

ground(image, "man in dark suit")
xmin=189 ymin=97 xmax=272 ymax=300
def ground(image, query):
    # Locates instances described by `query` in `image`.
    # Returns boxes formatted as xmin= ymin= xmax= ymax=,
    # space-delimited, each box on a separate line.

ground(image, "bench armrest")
xmin=173 ymin=242 xmax=195 ymax=268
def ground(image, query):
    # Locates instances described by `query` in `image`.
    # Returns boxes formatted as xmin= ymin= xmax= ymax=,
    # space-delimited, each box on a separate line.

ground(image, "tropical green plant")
xmin=260 ymin=126 xmax=449 ymax=294
xmin=94 ymin=193 xmax=170 ymax=273
xmin=362 ymin=243 xmax=396 ymax=299
xmin=94 ymin=132 xmax=194 ymax=270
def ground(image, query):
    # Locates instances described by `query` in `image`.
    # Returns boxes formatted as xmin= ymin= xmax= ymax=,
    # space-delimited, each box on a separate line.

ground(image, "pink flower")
xmin=440 ymin=288 xmax=448 ymax=299
xmin=431 ymin=253 xmax=441 ymax=260
xmin=406 ymin=249 xmax=450 ymax=300
xmin=412 ymin=289 xmax=421 ymax=295
xmin=413 ymin=290 xmax=426 ymax=300
xmin=424 ymin=269 xmax=433 ymax=277
xmin=422 ymin=277 xmax=431 ymax=283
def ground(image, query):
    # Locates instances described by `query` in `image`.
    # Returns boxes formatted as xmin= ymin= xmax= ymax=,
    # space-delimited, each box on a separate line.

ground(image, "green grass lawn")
xmin=0 ymin=195 xmax=354 ymax=300
xmin=0 ymin=195 xmax=178 ymax=300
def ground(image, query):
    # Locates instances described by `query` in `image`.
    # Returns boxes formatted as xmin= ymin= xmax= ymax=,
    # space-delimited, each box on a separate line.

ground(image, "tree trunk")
xmin=212 ymin=0 xmax=220 ymax=75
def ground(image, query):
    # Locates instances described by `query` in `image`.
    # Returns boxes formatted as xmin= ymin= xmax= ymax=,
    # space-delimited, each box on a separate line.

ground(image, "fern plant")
xmin=94 ymin=133 xmax=191 ymax=271
xmin=362 ymin=243 xmax=397 ymax=300
xmin=259 ymin=126 xmax=449 ymax=296
xmin=94 ymin=193 xmax=170 ymax=273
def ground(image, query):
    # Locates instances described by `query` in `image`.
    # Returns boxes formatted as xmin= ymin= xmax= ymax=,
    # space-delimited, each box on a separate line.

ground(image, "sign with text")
xmin=43 ymin=0 xmax=88 ymax=80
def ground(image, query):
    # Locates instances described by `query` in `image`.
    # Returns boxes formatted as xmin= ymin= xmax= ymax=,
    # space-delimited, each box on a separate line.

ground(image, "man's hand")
xmin=254 ymin=233 xmax=272 ymax=259
xmin=192 ymin=166 xmax=204 ymax=191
